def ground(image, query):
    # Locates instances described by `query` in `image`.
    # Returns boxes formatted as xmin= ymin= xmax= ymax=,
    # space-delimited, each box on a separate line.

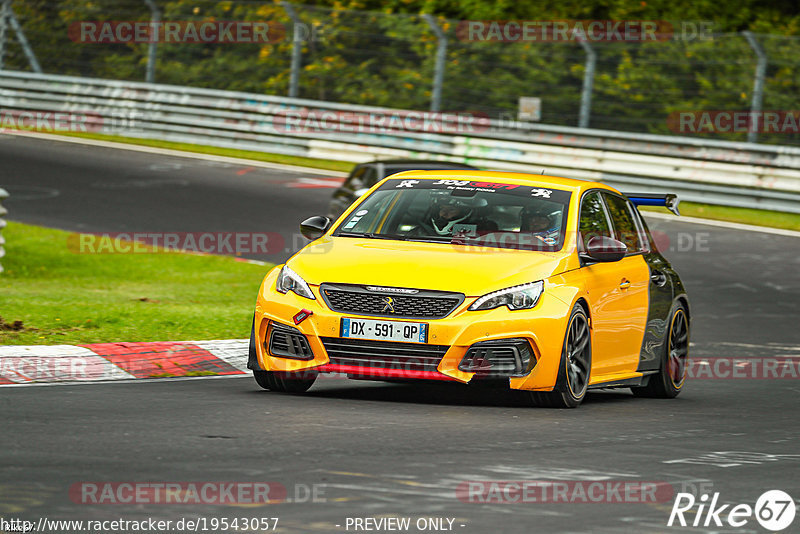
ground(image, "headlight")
xmin=276 ymin=265 xmax=316 ymax=300
xmin=469 ymin=281 xmax=544 ymax=311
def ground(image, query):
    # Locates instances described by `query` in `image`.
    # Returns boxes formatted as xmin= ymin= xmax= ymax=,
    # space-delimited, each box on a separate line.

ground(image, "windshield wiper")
xmin=337 ymin=232 xmax=408 ymax=240
xmin=337 ymin=232 xmax=477 ymax=244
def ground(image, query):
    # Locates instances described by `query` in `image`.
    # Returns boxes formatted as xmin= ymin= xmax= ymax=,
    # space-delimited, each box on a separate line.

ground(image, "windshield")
xmin=333 ymin=177 xmax=572 ymax=251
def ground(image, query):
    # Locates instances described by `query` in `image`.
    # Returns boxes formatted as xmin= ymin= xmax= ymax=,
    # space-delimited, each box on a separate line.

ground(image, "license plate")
xmin=341 ymin=318 xmax=428 ymax=343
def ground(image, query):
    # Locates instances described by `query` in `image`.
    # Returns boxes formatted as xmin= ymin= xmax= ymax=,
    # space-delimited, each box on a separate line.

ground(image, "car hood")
xmin=287 ymin=236 xmax=575 ymax=296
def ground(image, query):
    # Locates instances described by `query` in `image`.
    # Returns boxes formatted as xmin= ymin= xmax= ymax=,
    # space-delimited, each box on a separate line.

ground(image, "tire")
xmin=530 ymin=304 xmax=592 ymax=408
xmin=253 ymin=370 xmax=317 ymax=393
xmin=632 ymin=302 xmax=689 ymax=398
xmin=247 ymin=317 xmax=257 ymax=370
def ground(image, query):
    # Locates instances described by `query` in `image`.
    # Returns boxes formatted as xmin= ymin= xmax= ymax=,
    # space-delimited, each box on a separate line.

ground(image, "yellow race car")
xmin=248 ymin=171 xmax=689 ymax=408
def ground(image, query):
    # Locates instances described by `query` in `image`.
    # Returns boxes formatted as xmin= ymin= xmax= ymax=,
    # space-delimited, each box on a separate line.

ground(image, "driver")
xmin=431 ymin=198 xmax=473 ymax=235
xmin=520 ymin=204 xmax=559 ymax=242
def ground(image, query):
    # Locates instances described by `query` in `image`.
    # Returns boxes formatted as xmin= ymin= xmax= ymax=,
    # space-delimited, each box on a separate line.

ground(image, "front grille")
xmin=320 ymin=284 xmax=464 ymax=319
xmin=269 ymin=323 xmax=314 ymax=360
xmin=321 ymin=337 xmax=448 ymax=373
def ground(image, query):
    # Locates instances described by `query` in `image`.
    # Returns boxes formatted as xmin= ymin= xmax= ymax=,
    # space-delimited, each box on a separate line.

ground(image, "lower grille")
xmin=321 ymin=337 xmax=448 ymax=373
xmin=459 ymin=339 xmax=534 ymax=377
xmin=269 ymin=323 xmax=314 ymax=360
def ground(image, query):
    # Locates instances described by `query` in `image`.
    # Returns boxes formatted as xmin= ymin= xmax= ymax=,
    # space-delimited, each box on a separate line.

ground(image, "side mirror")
xmin=580 ymin=236 xmax=627 ymax=263
xmin=300 ymin=216 xmax=332 ymax=240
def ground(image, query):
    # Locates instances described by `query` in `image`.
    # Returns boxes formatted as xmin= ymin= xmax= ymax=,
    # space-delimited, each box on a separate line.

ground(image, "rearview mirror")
xmin=300 ymin=216 xmax=332 ymax=240
xmin=580 ymin=236 xmax=627 ymax=263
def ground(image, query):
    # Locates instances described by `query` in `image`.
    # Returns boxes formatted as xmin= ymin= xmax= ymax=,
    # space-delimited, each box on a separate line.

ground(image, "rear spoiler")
xmin=624 ymin=193 xmax=680 ymax=216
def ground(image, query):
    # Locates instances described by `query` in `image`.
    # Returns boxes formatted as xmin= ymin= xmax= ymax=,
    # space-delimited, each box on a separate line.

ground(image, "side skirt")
xmin=588 ymin=371 xmax=658 ymax=390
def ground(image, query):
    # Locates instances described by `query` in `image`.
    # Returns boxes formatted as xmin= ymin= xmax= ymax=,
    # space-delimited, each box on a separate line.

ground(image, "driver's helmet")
xmin=429 ymin=194 xmax=486 ymax=236
xmin=431 ymin=198 xmax=472 ymax=235
xmin=520 ymin=202 xmax=556 ymax=233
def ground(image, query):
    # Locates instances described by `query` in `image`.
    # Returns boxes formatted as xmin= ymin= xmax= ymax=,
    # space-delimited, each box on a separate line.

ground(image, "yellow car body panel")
xmin=252 ymin=171 xmax=661 ymax=392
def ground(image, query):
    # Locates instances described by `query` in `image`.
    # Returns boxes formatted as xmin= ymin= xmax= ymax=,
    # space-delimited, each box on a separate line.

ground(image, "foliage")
xmin=4 ymin=0 xmax=800 ymax=144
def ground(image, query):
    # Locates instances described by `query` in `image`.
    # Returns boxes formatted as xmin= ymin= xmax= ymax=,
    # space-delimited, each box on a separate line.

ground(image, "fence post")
xmin=577 ymin=37 xmax=596 ymax=129
xmin=8 ymin=10 xmax=42 ymax=72
xmin=422 ymin=14 xmax=447 ymax=112
xmin=0 ymin=188 xmax=8 ymax=274
xmin=742 ymin=31 xmax=767 ymax=144
xmin=281 ymin=1 xmax=302 ymax=99
xmin=0 ymin=0 xmax=10 ymax=71
xmin=143 ymin=0 xmax=160 ymax=83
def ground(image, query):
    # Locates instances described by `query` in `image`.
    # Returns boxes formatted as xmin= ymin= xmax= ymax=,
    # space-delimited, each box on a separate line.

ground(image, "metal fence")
xmin=2 ymin=70 xmax=800 ymax=213
xmin=1 ymin=1 xmax=800 ymax=146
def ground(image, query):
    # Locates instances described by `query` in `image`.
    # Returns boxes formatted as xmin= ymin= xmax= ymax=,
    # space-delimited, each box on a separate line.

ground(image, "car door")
xmin=578 ymin=191 xmax=650 ymax=378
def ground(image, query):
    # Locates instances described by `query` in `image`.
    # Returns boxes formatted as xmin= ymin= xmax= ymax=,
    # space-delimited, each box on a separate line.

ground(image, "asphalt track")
xmin=2 ymin=134 xmax=799 ymax=533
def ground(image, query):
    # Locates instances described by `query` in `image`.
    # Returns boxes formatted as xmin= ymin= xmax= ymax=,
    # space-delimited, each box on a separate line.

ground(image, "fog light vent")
xmin=459 ymin=339 xmax=535 ymax=377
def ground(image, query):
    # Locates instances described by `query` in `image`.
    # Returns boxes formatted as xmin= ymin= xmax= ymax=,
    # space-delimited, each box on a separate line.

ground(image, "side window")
xmin=579 ymin=191 xmax=612 ymax=251
xmin=346 ymin=166 xmax=368 ymax=190
xmin=363 ymin=167 xmax=378 ymax=186
xmin=603 ymin=193 xmax=644 ymax=253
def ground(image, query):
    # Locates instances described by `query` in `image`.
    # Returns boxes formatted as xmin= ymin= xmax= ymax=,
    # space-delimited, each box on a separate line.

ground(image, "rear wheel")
xmin=253 ymin=370 xmax=317 ymax=393
xmin=632 ymin=302 xmax=689 ymax=398
xmin=530 ymin=304 xmax=591 ymax=408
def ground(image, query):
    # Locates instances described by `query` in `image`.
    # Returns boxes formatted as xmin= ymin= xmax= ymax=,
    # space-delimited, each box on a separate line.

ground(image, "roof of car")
xmin=385 ymin=170 xmax=619 ymax=194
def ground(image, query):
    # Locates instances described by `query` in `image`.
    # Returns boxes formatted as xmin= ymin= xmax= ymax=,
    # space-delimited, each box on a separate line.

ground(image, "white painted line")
xmin=1 ymin=130 xmax=348 ymax=177
xmin=192 ymin=339 xmax=250 ymax=372
xmin=642 ymin=211 xmax=800 ymax=238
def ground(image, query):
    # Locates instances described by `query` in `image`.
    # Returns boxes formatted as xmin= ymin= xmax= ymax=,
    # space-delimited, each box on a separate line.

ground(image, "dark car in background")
xmin=327 ymin=159 xmax=479 ymax=218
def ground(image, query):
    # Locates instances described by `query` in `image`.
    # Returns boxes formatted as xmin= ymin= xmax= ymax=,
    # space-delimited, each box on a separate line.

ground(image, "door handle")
xmin=619 ymin=278 xmax=631 ymax=290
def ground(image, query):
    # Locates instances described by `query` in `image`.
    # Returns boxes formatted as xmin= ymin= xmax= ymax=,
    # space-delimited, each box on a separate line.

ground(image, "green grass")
xmin=0 ymin=222 xmax=273 ymax=345
xmin=640 ymin=202 xmax=800 ymax=232
xmin=51 ymin=130 xmax=354 ymax=173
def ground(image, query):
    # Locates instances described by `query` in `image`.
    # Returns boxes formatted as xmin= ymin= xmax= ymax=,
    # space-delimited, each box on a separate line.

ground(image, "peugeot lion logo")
xmin=381 ymin=296 xmax=396 ymax=313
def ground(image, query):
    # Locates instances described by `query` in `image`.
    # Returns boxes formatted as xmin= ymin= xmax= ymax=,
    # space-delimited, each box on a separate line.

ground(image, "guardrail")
xmin=2 ymin=70 xmax=800 ymax=213
xmin=0 ymin=187 xmax=7 ymax=274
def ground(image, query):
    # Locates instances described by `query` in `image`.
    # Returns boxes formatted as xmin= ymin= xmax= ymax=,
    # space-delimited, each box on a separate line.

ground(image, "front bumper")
xmin=253 ymin=268 xmax=572 ymax=391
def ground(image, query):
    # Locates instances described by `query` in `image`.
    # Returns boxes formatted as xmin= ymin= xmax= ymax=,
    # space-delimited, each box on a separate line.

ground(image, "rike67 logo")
xmin=668 ymin=489 xmax=796 ymax=531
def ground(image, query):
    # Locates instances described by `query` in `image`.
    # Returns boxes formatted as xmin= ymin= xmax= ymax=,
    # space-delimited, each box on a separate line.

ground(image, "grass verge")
xmin=0 ymin=221 xmax=273 ymax=345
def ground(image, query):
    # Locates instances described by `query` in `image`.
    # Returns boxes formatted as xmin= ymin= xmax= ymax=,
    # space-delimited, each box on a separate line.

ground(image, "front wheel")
xmin=632 ymin=302 xmax=689 ymax=398
xmin=253 ymin=370 xmax=317 ymax=393
xmin=530 ymin=304 xmax=592 ymax=408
